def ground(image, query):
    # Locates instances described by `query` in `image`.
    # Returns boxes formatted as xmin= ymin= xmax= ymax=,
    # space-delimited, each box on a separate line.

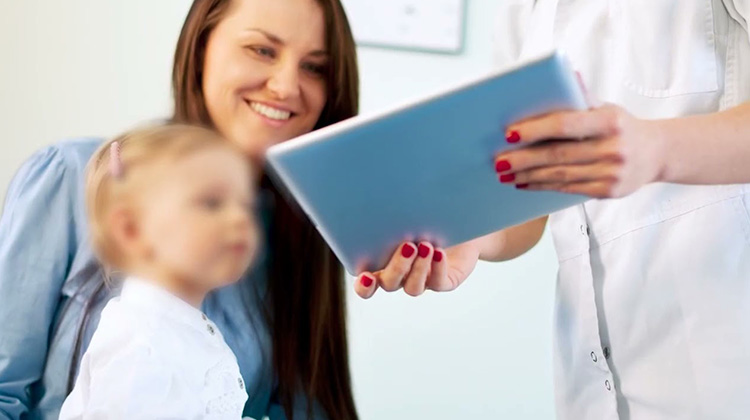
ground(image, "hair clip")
xmin=109 ymin=142 xmax=123 ymax=178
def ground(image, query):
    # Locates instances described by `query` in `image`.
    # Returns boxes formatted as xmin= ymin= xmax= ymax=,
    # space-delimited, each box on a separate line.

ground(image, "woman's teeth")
xmin=249 ymin=102 xmax=292 ymax=121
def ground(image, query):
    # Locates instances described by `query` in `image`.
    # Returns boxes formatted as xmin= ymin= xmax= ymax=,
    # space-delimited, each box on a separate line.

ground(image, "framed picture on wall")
xmin=341 ymin=0 xmax=467 ymax=54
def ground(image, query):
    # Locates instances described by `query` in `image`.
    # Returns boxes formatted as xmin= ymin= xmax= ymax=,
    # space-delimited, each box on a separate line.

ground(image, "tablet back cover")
xmin=268 ymin=52 xmax=589 ymax=274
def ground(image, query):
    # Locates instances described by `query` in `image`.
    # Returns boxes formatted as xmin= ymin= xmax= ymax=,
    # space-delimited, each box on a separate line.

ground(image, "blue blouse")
xmin=0 ymin=139 xmax=322 ymax=420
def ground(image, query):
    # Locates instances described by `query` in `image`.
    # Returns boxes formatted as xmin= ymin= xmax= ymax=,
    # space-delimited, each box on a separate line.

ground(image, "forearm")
xmin=476 ymin=216 xmax=548 ymax=262
xmin=657 ymin=102 xmax=750 ymax=185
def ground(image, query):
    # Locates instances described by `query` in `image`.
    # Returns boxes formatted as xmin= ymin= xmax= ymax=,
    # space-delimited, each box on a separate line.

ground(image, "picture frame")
xmin=342 ymin=0 xmax=468 ymax=55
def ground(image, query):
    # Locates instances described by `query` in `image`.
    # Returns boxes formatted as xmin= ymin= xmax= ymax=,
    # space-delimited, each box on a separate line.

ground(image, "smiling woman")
xmin=174 ymin=0 xmax=358 ymax=161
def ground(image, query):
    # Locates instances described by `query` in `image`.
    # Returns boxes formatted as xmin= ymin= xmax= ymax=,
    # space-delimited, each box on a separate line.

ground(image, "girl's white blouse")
xmin=59 ymin=277 xmax=249 ymax=419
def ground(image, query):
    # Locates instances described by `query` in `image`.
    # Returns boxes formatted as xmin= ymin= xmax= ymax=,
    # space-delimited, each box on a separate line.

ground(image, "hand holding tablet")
xmin=267 ymin=51 xmax=588 ymax=276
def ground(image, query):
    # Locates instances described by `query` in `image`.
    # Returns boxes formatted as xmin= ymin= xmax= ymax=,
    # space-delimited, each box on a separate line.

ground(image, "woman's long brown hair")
xmin=172 ymin=1 xmax=359 ymax=419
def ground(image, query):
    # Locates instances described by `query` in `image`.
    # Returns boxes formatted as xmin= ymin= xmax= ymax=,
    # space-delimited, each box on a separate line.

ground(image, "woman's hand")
xmin=495 ymin=105 xmax=667 ymax=199
xmin=354 ymin=239 xmax=482 ymax=299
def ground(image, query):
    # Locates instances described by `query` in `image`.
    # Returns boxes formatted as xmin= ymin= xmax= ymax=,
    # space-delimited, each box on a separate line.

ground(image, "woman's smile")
xmin=245 ymin=99 xmax=296 ymax=127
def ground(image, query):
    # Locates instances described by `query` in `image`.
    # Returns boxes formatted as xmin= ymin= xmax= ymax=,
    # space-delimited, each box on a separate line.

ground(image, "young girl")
xmin=58 ymin=124 xmax=259 ymax=419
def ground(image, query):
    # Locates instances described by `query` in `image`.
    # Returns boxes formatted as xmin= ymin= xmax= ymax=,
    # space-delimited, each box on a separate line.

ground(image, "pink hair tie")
xmin=109 ymin=142 xmax=123 ymax=178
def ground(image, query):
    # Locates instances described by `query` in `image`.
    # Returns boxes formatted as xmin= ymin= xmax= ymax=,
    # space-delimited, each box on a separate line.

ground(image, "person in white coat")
xmin=354 ymin=1 xmax=750 ymax=419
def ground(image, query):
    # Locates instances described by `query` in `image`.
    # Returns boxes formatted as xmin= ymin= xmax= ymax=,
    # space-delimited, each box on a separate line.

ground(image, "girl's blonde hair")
xmin=85 ymin=123 xmax=237 ymax=270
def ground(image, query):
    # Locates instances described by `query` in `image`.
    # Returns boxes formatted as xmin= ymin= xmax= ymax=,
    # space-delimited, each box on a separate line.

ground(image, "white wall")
xmin=0 ymin=0 xmax=187 ymax=200
xmin=0 ymin=1 xmax=556 ymax=419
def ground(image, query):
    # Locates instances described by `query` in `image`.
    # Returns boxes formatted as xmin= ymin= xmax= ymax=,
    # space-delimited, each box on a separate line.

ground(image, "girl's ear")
xmin=108 ymin=205 xmax=145 ymax=264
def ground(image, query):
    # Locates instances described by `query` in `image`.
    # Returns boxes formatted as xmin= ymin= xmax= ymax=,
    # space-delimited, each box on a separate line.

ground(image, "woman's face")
xmin=202 ymin=0 xmax=329 ymax=161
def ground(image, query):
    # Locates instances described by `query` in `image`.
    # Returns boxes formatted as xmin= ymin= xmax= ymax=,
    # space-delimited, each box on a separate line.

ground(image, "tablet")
xmin=267 ymin=51 xmax=588 ymax=275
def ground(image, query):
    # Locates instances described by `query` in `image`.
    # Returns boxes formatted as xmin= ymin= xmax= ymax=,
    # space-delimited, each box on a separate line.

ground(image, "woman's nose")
xmin=266 ymin=62 xmax=301 ymax=101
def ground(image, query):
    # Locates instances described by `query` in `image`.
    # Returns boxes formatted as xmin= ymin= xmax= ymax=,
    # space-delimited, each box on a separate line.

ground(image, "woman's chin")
xmin=224 ymin=122 xmax=313 ymax=165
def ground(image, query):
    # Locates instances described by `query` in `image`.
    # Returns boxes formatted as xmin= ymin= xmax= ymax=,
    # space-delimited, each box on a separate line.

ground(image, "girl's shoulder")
xmin=84 ymin=296 xmax=170 ymax=367
xmin=93 ymin=293 xmax=192 ymax=355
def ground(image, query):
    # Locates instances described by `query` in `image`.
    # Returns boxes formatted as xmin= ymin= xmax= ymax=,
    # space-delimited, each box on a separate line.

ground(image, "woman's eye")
xmin=302 ymin=62 xmax=327 ymax=77
xmin=249 ymin=46 xmax=276 ymax=59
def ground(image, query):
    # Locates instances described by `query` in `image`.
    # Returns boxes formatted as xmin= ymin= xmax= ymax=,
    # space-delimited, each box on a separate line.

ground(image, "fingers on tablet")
xmin=403 ymin=242 xmax=433 ymax=297
xmin=354 ymin=242 xmax=446 ymax=299
xmin=377 ymin=242 xmax=417 ymax=292
xmin=428 ymin=247 xmax=448 ymax=291
xmin=355 ymin=272 xmax=378 ymax=299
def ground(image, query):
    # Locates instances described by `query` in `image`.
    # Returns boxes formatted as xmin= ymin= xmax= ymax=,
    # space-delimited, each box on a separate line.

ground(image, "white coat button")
xmin=604 ymin=347 xmax=611 ymax=359
xmin=207 ymin=325 xmax=215 ymax=335
xmin=590 ymin=351 xmax=598 ymax=363
xmin=605 ymin=380 xmax=612 ymax=391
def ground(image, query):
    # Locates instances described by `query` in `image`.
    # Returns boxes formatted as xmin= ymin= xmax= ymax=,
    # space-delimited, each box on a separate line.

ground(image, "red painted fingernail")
xmin=506 ymin=130 xmax=521 ymax=143
xmin=516 ymin=184 xmax=529 ymax=189
xmin=433 ymin=250 xmax=444 ymax=262
xmin=417 ymin=243 xmax=430 ymax=258
xmin=500 ymin=174 xmax=516 ymax=183
xmin=495 ymin=160 xmax=511 ymax=173
xmin=360 ymin=274 xmax=374 ymax=288
xmin=401 ymin=243 xmax=416 ymax=258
